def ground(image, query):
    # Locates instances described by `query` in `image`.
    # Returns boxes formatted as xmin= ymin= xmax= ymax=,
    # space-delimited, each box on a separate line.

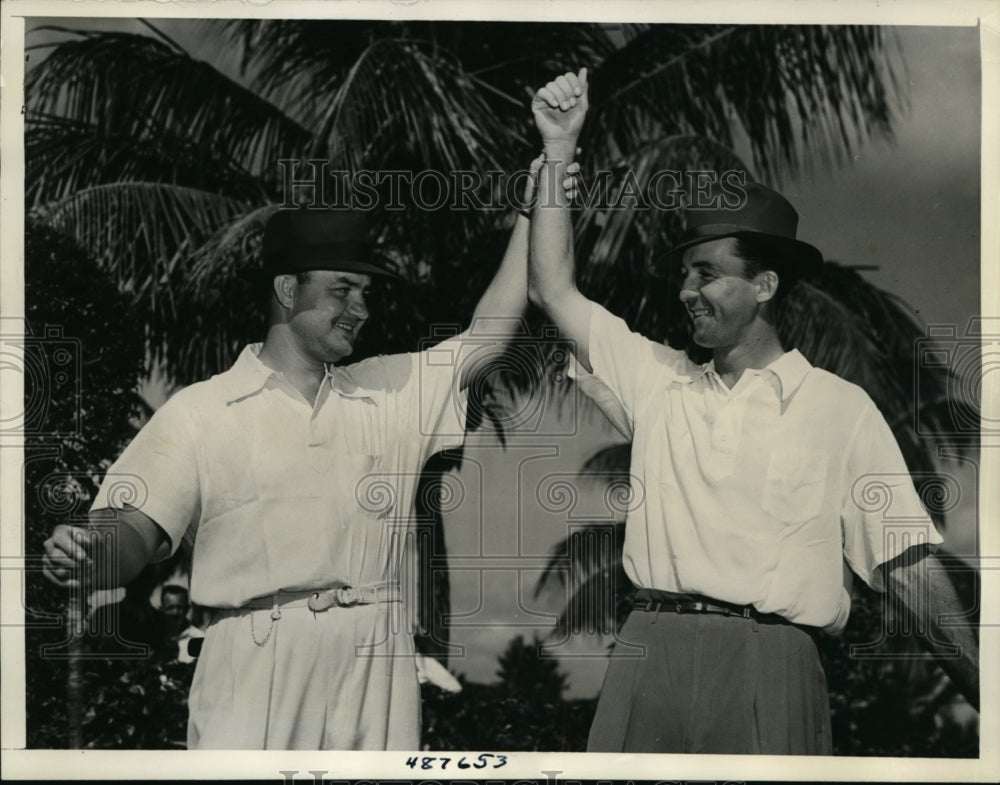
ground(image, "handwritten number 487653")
xmin=404 ymin=754 xmax=508 ymax=771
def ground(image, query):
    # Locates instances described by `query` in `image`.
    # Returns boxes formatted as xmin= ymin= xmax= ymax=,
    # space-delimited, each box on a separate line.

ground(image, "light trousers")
xmin=187 ymin=601 xmax=419 ymax=750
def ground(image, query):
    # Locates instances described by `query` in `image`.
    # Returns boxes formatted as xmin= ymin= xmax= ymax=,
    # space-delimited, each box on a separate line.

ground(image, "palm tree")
xmin=25 ymin=19 xmax=906 ymax=746
xmin=26 ymin=21 xmax=901 ymax=379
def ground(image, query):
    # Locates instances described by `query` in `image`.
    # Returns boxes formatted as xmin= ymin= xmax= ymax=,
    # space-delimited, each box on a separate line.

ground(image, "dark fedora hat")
xmin=669 ymin=182 xmax=823 ymax=274
xmin=255 ymin=207 xmax=398 ymax=279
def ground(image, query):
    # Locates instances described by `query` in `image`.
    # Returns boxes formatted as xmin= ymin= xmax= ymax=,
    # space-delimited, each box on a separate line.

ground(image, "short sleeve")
xmin=567 ymin=302 xmax=695 ymax=434
xmin=568 ymin=354 xmax=634 ymax=440
xmin=90 ymin=393 xmax=201 ymax=560
xmin=401 ymin=334 xmax=470 ymax=459
xmin=841 ymin=401 xmax=944 ymax=591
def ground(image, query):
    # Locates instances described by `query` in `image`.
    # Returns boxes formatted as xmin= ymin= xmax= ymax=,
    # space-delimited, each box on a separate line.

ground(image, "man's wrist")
xmin=542 ymin=140 xmax=577 ymax=160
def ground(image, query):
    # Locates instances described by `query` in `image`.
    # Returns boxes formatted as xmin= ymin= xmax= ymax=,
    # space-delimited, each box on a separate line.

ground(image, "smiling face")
xmin=285 ymin=270 xmax=372 ymax=364
xmin=679 ymin=237 xmax=774 ymax=350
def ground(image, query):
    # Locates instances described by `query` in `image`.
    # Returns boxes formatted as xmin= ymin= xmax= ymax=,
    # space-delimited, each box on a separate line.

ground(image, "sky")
xmin=19 ymin=18 xmax=986 ymax=696
xmin=793 ymin=25 xmax=981 ymax=332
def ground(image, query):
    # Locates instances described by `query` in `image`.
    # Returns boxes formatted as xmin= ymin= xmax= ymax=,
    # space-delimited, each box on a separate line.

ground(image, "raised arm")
xmin=459 ymin=153 xmax=578 ymax=389
xmin=528 ymin=68 xmax=595 ymax=371
xmin=458 ymin=161 xmax=536 ymax=391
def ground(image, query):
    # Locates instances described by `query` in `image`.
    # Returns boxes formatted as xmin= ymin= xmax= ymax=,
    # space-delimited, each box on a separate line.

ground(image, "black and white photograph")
xmin=1 ymin=0 xmax=996 ymax=781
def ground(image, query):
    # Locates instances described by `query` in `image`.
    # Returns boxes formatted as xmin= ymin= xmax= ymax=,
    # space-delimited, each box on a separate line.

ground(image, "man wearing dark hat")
xmin=528 ymin=69 xmax=977 ymax=753
xmin=41 ymin=164 xmax=553 ymax=749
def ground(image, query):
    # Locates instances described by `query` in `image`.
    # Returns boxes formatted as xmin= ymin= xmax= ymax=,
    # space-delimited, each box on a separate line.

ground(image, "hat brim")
xmin=666 ymin=231 xmax=824 ymax=276
xmin=240 ymin=260 xmax=401 ymax=282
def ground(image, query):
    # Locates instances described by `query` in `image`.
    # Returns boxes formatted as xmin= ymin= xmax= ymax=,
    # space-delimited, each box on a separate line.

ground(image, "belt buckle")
xmin=308 ymin=583 xmax=360 ymax=612
xmin=742 ymin=606 xmax=753 ymax=619
xmin=307 ymin=592 xmax=328 ymax=612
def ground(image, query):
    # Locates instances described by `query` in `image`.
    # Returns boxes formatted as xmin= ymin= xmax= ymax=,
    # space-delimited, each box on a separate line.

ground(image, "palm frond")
xmin=579 ymin=444 xmax=632 ymax=478
xmin=534 ymin=522 xmax=629 ymax=636
xmin=26 ymin=29 xmax=313 ymax=191
xmin=184 ymin=204 xmax=277 ymax=286
xmin=780 ymin=274 xmax=904 ymax=403
xmin=31 ymin=183 xmax=250 ymax=309
xmin=222 ymin=20 xmax=617 ymax=132
xmin=148 ymin=273 xmax=263 ymax=387
xmin=590 ymin=25 xmax=902 ymax=183
xmin=312 ymin=37 xmax=512 ymax=174
xmin=574 ymin=135 xmax=750 ymax=324
xmin=219 ymin=19 xmax=401 ymax=127
xmin=26 ymin=114 xmax=268 ymax=206
xmin=777 ymin=262 xmax=971 ymax=478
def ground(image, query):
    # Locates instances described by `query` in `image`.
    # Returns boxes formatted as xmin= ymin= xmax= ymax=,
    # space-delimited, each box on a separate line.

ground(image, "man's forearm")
xmin=886 ymin=548 xmax=979 ymax=711
xmin=526 ymin=70 xmax=593 ymax=366
xmin=458 ymin=213 xmax=530 ymax=390
xmin=528 ymin=140 xmax=577 ymax=311
xmin=470 ymin=212 xmax=529 ymax=327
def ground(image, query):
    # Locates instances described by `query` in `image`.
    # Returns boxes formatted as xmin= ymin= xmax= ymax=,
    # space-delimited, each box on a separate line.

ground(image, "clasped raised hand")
xmin=531 ymin=68 xmax=589 ymax=152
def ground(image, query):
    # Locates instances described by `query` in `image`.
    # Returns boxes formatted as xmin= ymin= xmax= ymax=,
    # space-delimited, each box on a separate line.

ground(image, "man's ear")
xmin=755 ymin=270 xmax=779 ymax=304
xmin=273 ymin=274 xmax=297 ymax=310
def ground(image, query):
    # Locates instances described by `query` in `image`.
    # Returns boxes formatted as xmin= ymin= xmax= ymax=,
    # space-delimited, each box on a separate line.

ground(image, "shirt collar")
xmin=696 ymin=349 xmax=812 ymax=401
xmin=220 ymin=344 xmax=276 ymax=403
xmin=765 ymin=349 xmax=812 ymax=400
xmin=220 ymin=344 xmax=376 ymax=403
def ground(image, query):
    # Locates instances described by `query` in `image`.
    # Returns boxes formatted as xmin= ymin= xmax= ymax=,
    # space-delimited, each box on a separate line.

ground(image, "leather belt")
xmin=220 ymin=582 xmax=403 ymax=647
xmin=632 ymin=589 xmax=784 ymax=622
xmin=243 ymin=581 xmax=401 ymax=613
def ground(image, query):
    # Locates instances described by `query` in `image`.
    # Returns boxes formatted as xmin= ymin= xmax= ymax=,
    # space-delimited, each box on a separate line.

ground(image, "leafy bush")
xmin=23 ymin=217 xmax=154 ymax=748
xmin=421 ymin=635 xmax=593 ymax=751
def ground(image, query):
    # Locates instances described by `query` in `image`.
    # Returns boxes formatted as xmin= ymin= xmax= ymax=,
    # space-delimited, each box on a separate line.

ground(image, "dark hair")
xmin=733 ymin=234 xmax=805 ymax=307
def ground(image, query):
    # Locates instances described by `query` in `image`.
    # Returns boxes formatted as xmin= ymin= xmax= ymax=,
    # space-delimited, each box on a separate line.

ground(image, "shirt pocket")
xmin=762 ymin=448 xmax=828 ymax=525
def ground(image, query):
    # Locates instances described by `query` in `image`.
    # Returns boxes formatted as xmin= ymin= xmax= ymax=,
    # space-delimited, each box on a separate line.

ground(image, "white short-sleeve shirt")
xmin=91 ymin=340 xmax=468 ymax=609
xmin=571 ymin=302 xmax=942 ymax=634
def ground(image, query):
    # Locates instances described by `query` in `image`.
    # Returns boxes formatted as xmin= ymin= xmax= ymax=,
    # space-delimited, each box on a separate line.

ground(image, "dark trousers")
xmin=587 ymin=609 xmax=832 ymax=754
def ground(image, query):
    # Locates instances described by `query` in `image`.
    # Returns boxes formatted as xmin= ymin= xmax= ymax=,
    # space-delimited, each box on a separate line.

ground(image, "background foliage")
xmin=24 ymin=217 xmax=147 ymax=746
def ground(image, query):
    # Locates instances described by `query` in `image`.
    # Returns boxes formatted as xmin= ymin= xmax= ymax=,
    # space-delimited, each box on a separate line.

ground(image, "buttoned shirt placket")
xmin=700 ymin=367 xmax=767 ymax=482
xmin=245 ymin=365 xmax=343 ymax=643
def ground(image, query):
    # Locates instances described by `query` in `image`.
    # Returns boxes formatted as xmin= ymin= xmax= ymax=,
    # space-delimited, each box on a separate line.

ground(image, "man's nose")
xmin=679 ymin=280 xmax=699 ymax=304
xmin=348 ymin=294 xmax=369 ymax=320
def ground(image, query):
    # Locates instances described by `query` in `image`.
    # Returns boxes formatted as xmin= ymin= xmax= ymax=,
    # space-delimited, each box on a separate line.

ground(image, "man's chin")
xmin=321 ymin=338 xmax=354 ymax=363
xmin=691 ymin=329 xmax=715 ymax=348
